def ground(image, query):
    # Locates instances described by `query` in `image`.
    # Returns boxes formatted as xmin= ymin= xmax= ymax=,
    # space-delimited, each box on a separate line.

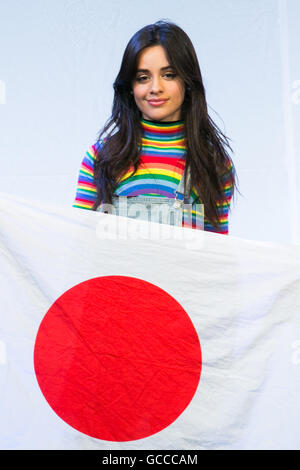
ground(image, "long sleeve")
xmin=204 ymin=156 xmax=235 ymax=235
xmin=72 ymin=132 xmax=235 ymax=235
xmin=73 ymin=141 xmax=103 ymax=210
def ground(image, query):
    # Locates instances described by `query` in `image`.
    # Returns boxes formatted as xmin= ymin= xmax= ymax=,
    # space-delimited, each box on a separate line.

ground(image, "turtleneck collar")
xmin=140 ymin=118 xmax=185 ymax=140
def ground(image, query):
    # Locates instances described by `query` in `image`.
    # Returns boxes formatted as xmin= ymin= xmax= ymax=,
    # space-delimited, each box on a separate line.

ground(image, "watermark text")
xmin=0 ymin=80 xmax=6 ymax=104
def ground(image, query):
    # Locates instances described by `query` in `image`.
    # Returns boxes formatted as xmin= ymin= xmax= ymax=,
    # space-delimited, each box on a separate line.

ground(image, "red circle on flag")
xmin=34 ymin=276 xmax=202 ymax=441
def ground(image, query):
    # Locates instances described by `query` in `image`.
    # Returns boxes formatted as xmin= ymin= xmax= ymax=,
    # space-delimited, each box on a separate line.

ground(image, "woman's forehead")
xmin=136 ymin=45 xmax=170 ymax=69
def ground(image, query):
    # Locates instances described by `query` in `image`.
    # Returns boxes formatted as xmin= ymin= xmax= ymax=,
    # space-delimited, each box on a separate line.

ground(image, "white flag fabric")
xmin=0 ymin=192 xmax=300 ymax=450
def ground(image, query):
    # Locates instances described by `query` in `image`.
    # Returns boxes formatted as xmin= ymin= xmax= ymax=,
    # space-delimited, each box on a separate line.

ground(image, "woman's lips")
xmin=147 ymin=99 xmax=168 ymax=106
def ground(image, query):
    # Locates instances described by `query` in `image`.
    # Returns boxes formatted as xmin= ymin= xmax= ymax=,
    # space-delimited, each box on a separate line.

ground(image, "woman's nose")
xmin=149 ymin=75 xmax=163 ymax=94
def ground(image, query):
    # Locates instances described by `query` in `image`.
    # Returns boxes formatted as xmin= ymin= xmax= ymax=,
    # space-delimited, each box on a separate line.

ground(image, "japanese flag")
xmin=0 ymin=192 xmax=300 ymax=450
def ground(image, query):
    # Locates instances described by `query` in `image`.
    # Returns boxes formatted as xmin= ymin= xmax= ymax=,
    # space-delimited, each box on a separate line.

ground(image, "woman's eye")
xmin=136 ymin=76 xmax=149 ymax=82
xmin=164 ymin=73 xmax=177 ymax=79
xmin=136 ymin=72 xmax=177 ymax=83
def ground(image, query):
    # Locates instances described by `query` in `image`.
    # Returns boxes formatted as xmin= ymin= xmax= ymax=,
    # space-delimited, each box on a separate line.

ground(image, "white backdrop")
xmin=0 ymin=0 xmax=299 ymax=245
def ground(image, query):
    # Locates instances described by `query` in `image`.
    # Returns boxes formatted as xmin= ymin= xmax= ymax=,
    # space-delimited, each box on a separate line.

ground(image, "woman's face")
xmin=132 ymin=45 xmax=185 ymax=122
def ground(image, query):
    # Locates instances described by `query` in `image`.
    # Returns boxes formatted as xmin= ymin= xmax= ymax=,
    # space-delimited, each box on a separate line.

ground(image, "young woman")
xmin=73 ymin=20 xmax=237 ymax=234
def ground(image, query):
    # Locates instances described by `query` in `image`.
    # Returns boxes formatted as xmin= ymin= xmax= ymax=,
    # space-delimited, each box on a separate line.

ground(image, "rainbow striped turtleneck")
xmin=73 ymin=118 xmax=234 ymax=234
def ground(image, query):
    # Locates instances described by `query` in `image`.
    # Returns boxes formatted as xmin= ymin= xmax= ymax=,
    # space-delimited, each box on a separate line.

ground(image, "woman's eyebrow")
xmin=136 ymin=66 xmax=174 ymax=73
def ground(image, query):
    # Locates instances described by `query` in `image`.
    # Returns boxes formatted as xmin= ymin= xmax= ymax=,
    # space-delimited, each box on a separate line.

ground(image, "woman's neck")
xmin=141 ymin=117 xmax=184 ymax=125
xmin=140 ymin=117 xmax=185 ymax=140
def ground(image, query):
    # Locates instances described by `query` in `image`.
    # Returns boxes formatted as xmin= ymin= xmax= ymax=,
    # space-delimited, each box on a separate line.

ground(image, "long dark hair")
xmin=92 ymin=20 xmax=237 ymax=228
